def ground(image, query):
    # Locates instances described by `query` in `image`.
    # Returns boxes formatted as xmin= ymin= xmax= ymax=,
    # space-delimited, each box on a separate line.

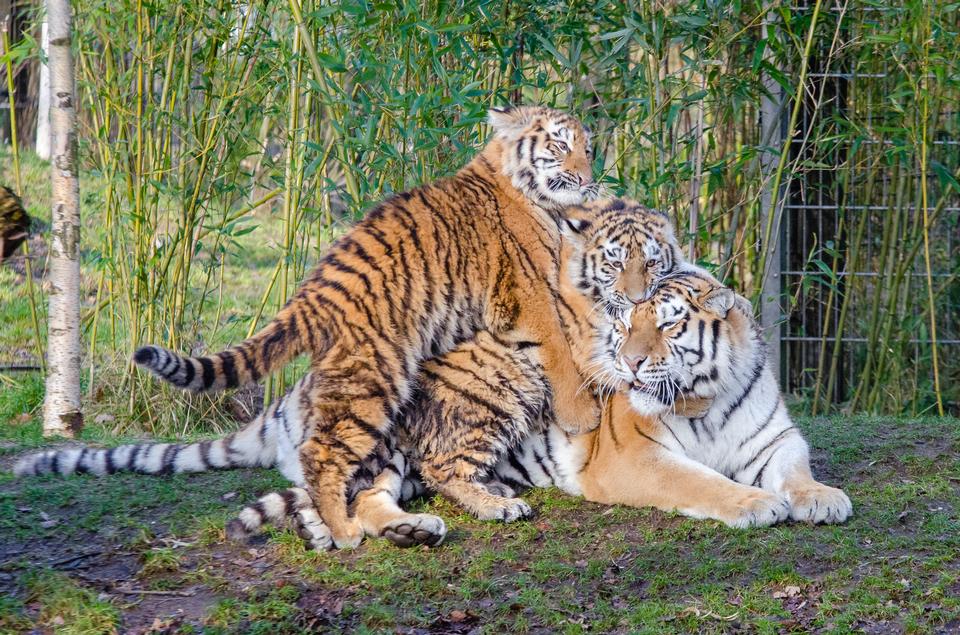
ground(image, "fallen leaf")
xmin=773 ymin=585 xmax=802 ymax=599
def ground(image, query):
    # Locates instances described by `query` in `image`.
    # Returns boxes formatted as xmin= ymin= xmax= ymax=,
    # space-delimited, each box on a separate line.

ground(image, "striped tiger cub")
xmin=14 ymin=199 xmax=684 ymax=549
xmin=229 ymin=200 xmax=693 ymax=545
xmin=0 ymin=185 xmax=32 ymax=262
xmin=130 ymin=105 xmax=604 ymax=548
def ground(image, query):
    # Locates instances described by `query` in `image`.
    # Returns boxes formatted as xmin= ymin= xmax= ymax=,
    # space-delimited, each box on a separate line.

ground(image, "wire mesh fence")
xmin=779 ymin=1 xmax=960 ymax=415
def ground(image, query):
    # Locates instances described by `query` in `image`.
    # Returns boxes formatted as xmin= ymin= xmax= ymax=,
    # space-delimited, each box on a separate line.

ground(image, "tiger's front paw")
xmin=786 ymin=483 xmax=852 ymax=524
xmin=555 ymin=391 xmax=600 ymax=435
xmin=722 ymin=490 xmax=790 ymax=528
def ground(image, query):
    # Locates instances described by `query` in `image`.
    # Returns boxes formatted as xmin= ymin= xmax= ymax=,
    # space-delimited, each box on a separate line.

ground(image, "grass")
xmin=1 ymin=398 xmax=958 ymax=633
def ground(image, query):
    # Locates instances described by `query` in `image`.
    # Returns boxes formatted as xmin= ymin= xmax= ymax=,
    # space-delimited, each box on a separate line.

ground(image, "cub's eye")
xmin=646 ymin=259 xmax=660 ymax=269
xmin=658 ymin=321 xmax=677 ymax=331
xmin=554 ymin=140 xmax=569 ymax=154
xmin=611 ymin=261 xmax=625 ymax=271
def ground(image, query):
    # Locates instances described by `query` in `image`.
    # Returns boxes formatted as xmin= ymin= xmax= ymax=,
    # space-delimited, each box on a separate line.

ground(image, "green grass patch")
xmin=1 ymin=413 xmax=958 ymax=632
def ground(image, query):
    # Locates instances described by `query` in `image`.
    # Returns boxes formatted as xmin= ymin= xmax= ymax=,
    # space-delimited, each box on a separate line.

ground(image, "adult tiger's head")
xmin=610 ymin=268 xmax=762 ymax=416
xmin=487 ymin=105 xmax=598 ymax=210
xmin=562 ymin=198 xmax=682 ymax=316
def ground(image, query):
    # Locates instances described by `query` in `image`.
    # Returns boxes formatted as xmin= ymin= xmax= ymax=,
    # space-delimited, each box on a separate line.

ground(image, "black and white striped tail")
xmin=13 ymin=416 xmax=276 ymax=478
xmin=227 ymin=487 xmax=332 ymax=550
xmin=227 ymin=487 xmax=311 ymax=538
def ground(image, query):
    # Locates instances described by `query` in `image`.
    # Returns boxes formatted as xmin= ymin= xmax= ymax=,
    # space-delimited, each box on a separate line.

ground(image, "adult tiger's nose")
xmin=623 ymin=355 xmax=645 ymax=374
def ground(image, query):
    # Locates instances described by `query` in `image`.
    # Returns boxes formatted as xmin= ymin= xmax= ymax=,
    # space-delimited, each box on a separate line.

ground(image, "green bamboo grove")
xmin=3 ymin=0 xmax=957 ymax=430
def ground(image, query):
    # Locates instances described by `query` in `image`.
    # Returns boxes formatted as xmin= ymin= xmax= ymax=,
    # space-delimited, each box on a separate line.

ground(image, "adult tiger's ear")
xmin=698 ymin=286 xmax=735 ymax=317
xmin=488 ymin=106 xmax=535 ymax=139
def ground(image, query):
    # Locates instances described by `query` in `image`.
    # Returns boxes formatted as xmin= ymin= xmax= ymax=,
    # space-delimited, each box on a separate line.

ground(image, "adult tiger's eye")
xmin=646 ymin=259 xmax=659 ymax=269
xmin=612 ymin=261 xmax=625 ymax=271
xmin=554 ymin=141 xmax=569 ymax=153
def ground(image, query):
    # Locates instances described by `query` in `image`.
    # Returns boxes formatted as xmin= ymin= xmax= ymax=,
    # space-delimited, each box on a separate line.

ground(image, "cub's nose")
xmin=626 ymin=290 xmax=647 ymax=304
xmin=623 ymin=355 xmax=645 ymax=374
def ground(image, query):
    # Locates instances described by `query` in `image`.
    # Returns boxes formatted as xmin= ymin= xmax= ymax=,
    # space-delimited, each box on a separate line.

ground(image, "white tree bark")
xmin=35 ymin=20 xmax=50 ymax=160
xmin=43 ymin=0 xmax=82 ymax=437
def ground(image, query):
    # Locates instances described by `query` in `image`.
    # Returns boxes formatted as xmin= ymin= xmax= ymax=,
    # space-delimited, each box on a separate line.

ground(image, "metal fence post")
xmin=759 ymin=7 xmax=785 ymax=386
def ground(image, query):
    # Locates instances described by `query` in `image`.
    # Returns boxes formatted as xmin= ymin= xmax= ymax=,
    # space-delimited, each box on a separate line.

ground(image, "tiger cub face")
xmin=610 ymin=268 xmax=739 ymax=416
xmin=488 ymin=106 xmax=599 ymax=210
xmin=562 ymin=198 xmax=682 ymax=317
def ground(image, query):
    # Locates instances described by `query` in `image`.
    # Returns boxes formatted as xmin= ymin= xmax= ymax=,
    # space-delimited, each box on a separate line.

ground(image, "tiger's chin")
xmin=541 ymin=185 xmax=598 ymax=209
xmin=627 ymin=383 xmax=715 ymax=419
xmin=626 ymin=384 xmax=673 ymax=416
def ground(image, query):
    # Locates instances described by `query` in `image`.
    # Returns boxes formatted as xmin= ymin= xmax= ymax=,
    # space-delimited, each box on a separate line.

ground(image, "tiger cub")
xmin=14 ymin=199 xmax=685 ymax=549
xmin=131 ymin=106 xmax=602 ymax=548
xmin=0 ymin=185 xmax=32 ymax=262
xmin=228 ymin=200 xmax=693 ymax=546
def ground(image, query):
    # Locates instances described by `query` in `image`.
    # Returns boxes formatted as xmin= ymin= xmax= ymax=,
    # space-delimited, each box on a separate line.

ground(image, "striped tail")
xmin=227 ymin=487 xmax=333 ymax=550
xmin=12 ymin=409 xmax=277 ymax=478
xmin=133 ymin=302 xmax=309 ymax=392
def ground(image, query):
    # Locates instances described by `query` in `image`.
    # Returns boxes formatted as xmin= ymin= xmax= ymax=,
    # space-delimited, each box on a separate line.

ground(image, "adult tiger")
xmin=15 ymin=199 xmax=687 ymax=548
xmin=129 ymin=106 xmax=603 ymax=548
xmin=236 ymin=267 xmax=850 ymax=548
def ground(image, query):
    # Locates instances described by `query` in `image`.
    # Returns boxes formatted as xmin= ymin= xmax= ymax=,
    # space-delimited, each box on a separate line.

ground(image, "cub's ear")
xmin=561 ymin=206 xmax=593 ymax=243
xmin=488 ymin=106 xmax=534 ymax=139
xmin=698 ymin=286 xmax=735 ymax=317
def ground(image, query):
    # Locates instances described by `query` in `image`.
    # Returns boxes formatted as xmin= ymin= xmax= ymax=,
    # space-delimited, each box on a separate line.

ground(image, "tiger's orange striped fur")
xmin=134 ymin=106 xmax=601 ymax=547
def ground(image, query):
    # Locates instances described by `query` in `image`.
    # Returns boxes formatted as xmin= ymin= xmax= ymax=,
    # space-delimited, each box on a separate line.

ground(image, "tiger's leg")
xmin=408 ymin=334 xmax=544 ymax=522
xmin=421 ymin=459 xmax=533 ymax=522
xmin=352 ymin=450 xmax=446 ymax=548
xmin=513 ymin=316 xmax=599 ymax=435
xmin=733 ymin=416 xmax=852 ymax=524
xmin=488 ymin=267 xmax=598 ymax=436
xmin=299 ymin=355 xmax=408 ymax=549
xmin=583 ymin=442 xmax=789 ymax=528
xmin=581 ymin=398 xmax=789 ymax=528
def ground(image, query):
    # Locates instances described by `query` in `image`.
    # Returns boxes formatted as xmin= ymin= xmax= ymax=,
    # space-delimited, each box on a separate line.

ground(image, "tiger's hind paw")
xmin=294 ymin=508 xmax=335 ymax=551
xmin=474 ymin=496 xmax=534 ymax=523
xmin=483 ymin=480 xmax=516 ymax=499
xmin=380 ymin=513 xmax=447 ymax=548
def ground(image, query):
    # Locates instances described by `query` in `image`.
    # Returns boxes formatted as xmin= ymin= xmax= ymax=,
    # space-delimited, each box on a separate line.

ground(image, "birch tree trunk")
xmin=43 ymin=0 xmax=82 ymax=437
xmin=35 ymin=20 xmax=50 ymax=160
